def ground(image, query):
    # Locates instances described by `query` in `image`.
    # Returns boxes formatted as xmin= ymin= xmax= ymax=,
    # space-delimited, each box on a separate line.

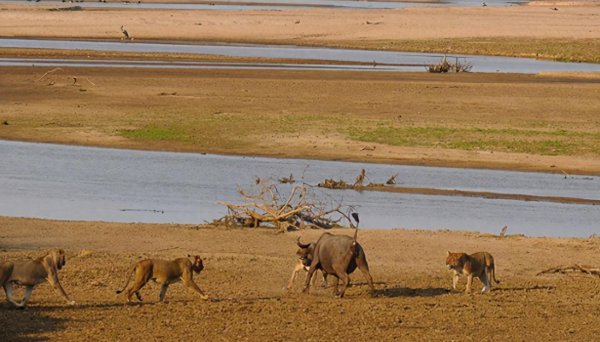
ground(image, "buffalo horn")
xmin=296 ymin=236 xmax=311 ymax=249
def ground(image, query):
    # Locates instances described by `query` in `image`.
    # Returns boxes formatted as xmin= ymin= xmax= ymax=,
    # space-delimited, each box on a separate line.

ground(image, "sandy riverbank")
xmin=1 ymin=2 xmax=599 ymax=63
xmin=0 ymin=216 xmax=599 ymax=340
xmin=1 ymin=65 xmax=600 ymax=174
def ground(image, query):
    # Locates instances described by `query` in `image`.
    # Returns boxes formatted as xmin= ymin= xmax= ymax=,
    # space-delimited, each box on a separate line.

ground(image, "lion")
xmin=2 ymin=249 xmax=75 ymax=308
xmin=446 ymin=251 xmax=500 ymax=293
xmin=0 ymin=261 xmax=15 ymax=303
xmin=287 ymin=238 xmax=329 ymax=290
xmin=116 ymin=255 xmax=209 ymax=303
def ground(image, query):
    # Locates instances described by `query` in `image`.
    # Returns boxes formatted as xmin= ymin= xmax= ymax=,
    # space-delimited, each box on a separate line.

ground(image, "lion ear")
xmin=446 ymin=251 xmax=451 ymax=256
xmin=187 ymin=254 xmax=192 ymax=258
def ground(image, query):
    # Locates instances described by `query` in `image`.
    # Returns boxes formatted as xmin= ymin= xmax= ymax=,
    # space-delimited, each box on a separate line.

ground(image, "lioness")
xmin=116 ymin=255 xmax=209 ymax=303
xmin=2 ymin=249 xmax=75 ymax=308
xmin=0 ymin=261 xmax=15 ymax=304
xmin=287 ymin=238 xmax=328 ymax=290
xmin=446 ymin=251 xmax=500 ymax=293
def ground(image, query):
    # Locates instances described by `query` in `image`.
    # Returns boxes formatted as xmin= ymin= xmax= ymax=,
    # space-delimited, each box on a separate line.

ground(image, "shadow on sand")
xmin=374 ymin=286 xmax=451 ymax=298
xmin=0 ymin=304 xmax=67 ymax=342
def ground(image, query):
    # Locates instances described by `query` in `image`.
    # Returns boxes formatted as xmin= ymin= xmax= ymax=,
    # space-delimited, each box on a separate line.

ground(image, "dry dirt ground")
xmin=1 ymin=65 xmax=600 ymax=174
xmin=1 ymin=2 xmax=598 ymax=42
xmin=0 ymin=217 xmax=599 ymax=341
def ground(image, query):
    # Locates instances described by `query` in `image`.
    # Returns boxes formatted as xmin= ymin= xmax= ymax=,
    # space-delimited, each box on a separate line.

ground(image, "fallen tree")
xmin=537 ymin=264 xmax=600 ymax=278
xmin=216 ymin=180 xmax=357 ymax=232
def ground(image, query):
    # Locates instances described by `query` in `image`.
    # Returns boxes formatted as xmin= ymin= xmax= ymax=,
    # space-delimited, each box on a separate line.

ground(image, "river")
xmin=0 ymin=140 xmax=598 ymax=237
xmin=2 ymin=39 xmax=600 ymax=73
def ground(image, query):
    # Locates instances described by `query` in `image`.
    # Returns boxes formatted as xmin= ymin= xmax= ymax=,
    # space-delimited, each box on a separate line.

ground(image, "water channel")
xmin=2 ymin=38 xmax=600 ymax=73
xmin=1 ymin=140 xmax=598 ymax=237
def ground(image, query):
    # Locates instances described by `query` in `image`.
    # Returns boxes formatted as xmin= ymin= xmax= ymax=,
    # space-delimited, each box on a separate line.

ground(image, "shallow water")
xmin=0 ymin=57 xmax=417 ymax=71
xmin=2 ymin=39 xmax=600 ymax=73
xmin=0 ymin=140 xmax=598 ymax=237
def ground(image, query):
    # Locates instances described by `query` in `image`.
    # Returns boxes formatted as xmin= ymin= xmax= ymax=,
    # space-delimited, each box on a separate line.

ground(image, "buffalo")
xmin=301 ymin=215 xmax=374 ymax=298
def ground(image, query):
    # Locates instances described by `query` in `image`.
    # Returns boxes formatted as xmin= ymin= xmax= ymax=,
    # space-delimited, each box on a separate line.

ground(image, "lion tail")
xmin=491 ymin=264 xmax=500 ymax=284
xmin=115 ymin=263 xmax=136 ymax=294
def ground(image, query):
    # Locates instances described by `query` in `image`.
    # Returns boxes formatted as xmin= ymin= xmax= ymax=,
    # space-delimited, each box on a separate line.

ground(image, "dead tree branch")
xmin=537 ymin=264 xmax=600 ymax=278
xmin=216 ymin=180 xmax=356 ymax=231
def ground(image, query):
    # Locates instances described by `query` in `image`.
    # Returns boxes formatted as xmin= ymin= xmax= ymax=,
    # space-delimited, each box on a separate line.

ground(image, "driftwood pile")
xmin=216 ymin=181 xmax=356 ymax=232
xmin=319 ymin=169 xmax=397 ymax=191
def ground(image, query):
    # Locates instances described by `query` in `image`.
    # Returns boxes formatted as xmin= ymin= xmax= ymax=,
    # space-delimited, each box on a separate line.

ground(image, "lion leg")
xmin=452 ymin=271 xmax=459 ymax=290
xmin=126 ymin=280 xmax=147 ymax=303
xmin=465 ymin=274 xmax=473 ymax=294
xmin=287 ymin=260 xmax=304 ymax=290
xmin=159 ymin=284 xmax=169 ymax=302
xmin=320 ymin=271 xmax=329 ymax=288
xmin=19 ymin=286 xmax=35 ymax=307
xmin=479 ymin=272 xmax=491 ymax=293
xmin=183 ymin=279 xmax=209 ymax=300
xmin=4 ymin=283 xmax=25 ymax=308
xmin=310 ymin=268 xmax=318 ymax=287
xmin=48 ymin=274 xmax=75 ymax=305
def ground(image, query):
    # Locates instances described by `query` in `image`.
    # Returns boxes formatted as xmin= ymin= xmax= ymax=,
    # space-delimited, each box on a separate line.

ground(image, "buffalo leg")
xmin=336 ymin=272 xmax=350 ymax=298
xmin=332 ymin=276 xmax=340 ymax=296
xmin=355 ymin=253 xmax=375 ymax=292
xmin=358 ymin=264 xmax=375 ymax=292
xmin=331 ymin=262 xmax=351 ymax=298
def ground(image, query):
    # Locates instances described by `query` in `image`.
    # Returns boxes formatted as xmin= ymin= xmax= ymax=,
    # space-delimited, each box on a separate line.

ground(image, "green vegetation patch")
xmin=348 ymin=126 xmax=600 ymax=156
xmin=119 ymin=127 xmax=189 ymax=142
xmin=335 ymin=38 xmax=600 ymax=64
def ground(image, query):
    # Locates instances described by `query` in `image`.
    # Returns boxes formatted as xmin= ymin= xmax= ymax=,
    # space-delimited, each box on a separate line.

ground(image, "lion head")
xmin=446 ymin=251 xmax=468 ymax=272
xmin=50 ymin=249 xmax=67 ymax=270
xmin=191 ymin=255 xmax=205 ymax=274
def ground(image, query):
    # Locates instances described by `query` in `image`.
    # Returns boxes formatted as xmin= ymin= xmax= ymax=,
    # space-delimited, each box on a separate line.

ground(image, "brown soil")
xmin=0 ymin=217 xmax=599 ymax=341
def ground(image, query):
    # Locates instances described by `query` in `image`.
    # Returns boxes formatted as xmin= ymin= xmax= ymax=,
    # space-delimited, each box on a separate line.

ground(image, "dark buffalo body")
xmin=302 ymin=232 xmax=374 ymax=298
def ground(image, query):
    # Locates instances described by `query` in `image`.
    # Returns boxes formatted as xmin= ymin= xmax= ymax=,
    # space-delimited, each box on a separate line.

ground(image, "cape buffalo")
xmin=302 ymin=220 xmax=374 ymax=298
